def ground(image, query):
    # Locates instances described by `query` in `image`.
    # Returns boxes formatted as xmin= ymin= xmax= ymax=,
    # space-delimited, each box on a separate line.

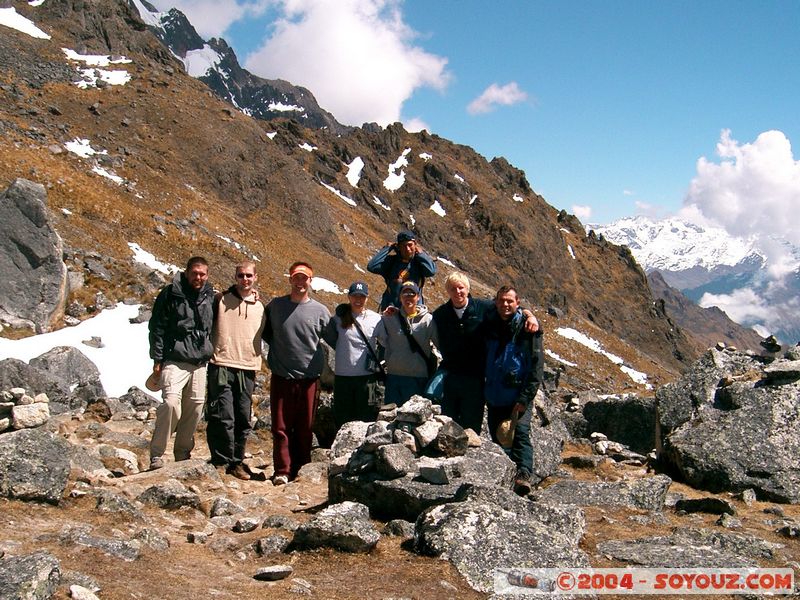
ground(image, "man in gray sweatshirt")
xmin=262 ymin=261 xmax=330 ymax=485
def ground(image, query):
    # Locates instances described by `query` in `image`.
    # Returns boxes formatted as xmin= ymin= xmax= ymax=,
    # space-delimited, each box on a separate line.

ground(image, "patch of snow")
xmin=182 ymin=44 xmax=222 ymax=77
xmin=567 ymin=245 xmax=576 ymax=260
xmin=437 ymin=256 xmax=455 ymax=268
xmin=346 ymin=157 xmax=364 ymax=188
xmin=29 ymin=0 xmax=47 ymax=6
xmin=62 ymin=48 xmax=131 ymax=67
xmin=128 ymin=242 xmax=178 ymax=275
xmin=91 ymin=165 xmax=124 ymax=184
xmin=555 ymin=327 xmax=648 ymax=386
xmin=409 ymin=214 xmax=416 ymax=226
xmin=0 ymin=7 xmax=50 ymax=39
xmin=268 ymin=102 xmax=305 ymax=112
xmin=454 ymin=174 xmax=465 ymax=183
xmin=74 ymin=67 xmax=131 ymax=88
xmin=513 ymin=193 xmax=524 ymax=203
xmin=469 ymin=194 xmax=478 ymax=205
xmin=299 ymin=142 xmax=317 ymax=152
xmin=0 ymin=304 xmax=153 ymax=398
xmin=64 ymin=138 xmax=105 ymax=158
xmin=430 ymin=200 xmax=446 ymax=217
xmin=354 ymin=263 xmax=365 ymax=273
xmin=61 ymin=208 xmax=72 ymax=215
xmin=266 ymin=132 xmax=277 ymax=140
xmin=320 ymin=181 xmax=357 ymax=207
xmin=545 ymin=349 xmax=577 ymax=367
xmin=129 ymin=0 xmax=164 ymax=27
xmin=419 ymin=152 xmax=432 ymax=161
xmin=371 ymin=195 xmax=391 ymax=211
xmin=311 ymin=277 xmax=343 ymax=294
xmin=383 ymin=148 xmax=411 ymax=192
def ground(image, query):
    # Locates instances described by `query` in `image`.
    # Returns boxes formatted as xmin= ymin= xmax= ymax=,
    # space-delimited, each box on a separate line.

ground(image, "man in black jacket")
xmin=147 ymin=256 xmax=215 ymax=470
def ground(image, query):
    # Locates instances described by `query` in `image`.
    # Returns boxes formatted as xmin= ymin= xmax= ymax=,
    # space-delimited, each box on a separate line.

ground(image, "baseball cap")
xmin=289 ymin=264 xmax=313 ymax=278
xmin=347 ymin=281 xmax=369 ymax=296
xmin=399 ymin=281 xmax=420 ymax=296
xmin=396 ymin=230 xmax=416 ymax=243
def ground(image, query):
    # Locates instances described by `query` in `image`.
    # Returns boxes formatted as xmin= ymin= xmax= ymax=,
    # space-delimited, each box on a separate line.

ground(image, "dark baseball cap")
xmin=396 ymin=230 xmax=416 ymax=243
xmin=347 ymin=281 xmax=369 ymax=296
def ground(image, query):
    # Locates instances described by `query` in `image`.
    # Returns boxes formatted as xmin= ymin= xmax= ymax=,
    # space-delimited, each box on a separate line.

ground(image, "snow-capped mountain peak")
xmin=591 ymin=215 xmax=762 ymax=272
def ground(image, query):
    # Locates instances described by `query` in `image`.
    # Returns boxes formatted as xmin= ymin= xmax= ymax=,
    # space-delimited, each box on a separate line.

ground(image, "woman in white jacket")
xmin=375 ymin=281 xmax=437 ymax=406
xmin=323 ymin=281 xmax=383 ymax=428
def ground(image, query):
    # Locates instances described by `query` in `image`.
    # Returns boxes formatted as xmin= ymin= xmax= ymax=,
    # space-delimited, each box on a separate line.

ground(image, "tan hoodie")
xmin=210 ymin=287 xmax=266 ymax=371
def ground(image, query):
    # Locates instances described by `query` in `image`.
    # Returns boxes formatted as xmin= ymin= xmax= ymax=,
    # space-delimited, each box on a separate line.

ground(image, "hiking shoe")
xmin=272 ymin=474 xmax=289 ymax=486
xmin=174 ymin=452 xmax=191 ymax=462
xmin=149 ymin=457 xmax=164 ymax=471
xmin=513 ymin=473 xmax=532 ymax=496
xmin=227 ymin=463 xmax=251 ymax=481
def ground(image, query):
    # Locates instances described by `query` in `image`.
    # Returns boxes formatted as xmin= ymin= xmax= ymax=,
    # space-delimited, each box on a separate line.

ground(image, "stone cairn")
xmin=0 ymin=387 xmax=50 ymax=432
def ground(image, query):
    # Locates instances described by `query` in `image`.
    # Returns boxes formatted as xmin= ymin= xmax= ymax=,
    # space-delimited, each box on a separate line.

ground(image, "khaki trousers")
xmin=150 ymin=361 xmax=207 ymax=460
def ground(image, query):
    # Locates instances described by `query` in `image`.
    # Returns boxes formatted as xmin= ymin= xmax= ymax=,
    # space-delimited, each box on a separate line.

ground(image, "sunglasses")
xmin=236 ymin=273 xmax=255 ymax=279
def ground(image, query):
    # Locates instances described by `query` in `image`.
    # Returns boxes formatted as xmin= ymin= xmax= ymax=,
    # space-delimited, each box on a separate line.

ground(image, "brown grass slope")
xmin=1 ymin=0 xmax=697 ymax=392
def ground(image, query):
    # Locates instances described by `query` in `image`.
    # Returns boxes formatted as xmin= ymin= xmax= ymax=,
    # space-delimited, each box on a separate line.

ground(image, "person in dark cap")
xmin=323 ymin=281 xmax=383 ymax=428
xmin=367 ymin=229 xmax=437 ymax=310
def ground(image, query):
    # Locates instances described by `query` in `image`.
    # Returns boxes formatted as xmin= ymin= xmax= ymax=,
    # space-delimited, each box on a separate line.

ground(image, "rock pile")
xmin=328 ymin=396 xmax=517 ymax=520
xmin=0 ymin=387 xmax=51 ymax=431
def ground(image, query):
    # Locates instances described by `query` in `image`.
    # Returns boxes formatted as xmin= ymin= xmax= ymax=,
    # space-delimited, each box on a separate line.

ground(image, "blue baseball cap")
xmin=348 ymin=281 xmax=369 ymax=296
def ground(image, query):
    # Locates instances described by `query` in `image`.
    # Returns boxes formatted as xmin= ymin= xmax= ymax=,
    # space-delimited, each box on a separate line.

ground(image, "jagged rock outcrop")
xmin=658 ymin=348 xmax=800 ymax=503
xmin=0 ymin=179 xmax=67 ymax=333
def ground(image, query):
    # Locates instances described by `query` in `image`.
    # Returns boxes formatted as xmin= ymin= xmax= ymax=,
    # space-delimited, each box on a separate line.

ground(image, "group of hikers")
xmin=146 ymin=229 xmax=544 ymax=496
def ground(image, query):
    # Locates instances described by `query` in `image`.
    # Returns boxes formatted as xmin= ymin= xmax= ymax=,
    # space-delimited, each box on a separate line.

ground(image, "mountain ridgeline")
xmin=1 ymin=0 xmax=701 ymax=386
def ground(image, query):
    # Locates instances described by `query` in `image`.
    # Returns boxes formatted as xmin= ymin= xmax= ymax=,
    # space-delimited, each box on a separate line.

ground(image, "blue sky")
xmin=149 ymin=0 xmax=800 ymax=228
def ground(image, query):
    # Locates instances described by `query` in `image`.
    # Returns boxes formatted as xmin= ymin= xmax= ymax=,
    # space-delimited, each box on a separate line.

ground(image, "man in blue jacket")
xmin=148 ymin=256 xmax=215 ymax=470
xmin=483 ymin=285 xmax=544 ymax=496
xmin=367 ymin=230 xmax=436 ymax=310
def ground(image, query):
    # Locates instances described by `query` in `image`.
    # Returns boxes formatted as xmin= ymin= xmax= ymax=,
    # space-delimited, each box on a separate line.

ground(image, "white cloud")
xmin=467 ymin=81 xmax=528 ymax=115
xmin=148 ymin=0 xmax=271 ymax=39
xmin=242 ymin=0 xmax=450 ymax=126
xmin=685 ymin=129 xmax=800 ymax=248
xmin=699 ymin=287 xmax=771 ymax=324
xmin=572 ymin=204 xmax=592 ymax=221
xmin=403 ymin=116 xmax=429 ymax=133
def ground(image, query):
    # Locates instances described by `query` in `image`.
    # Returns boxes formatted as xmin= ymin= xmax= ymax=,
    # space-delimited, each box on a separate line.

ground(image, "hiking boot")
xmin=227 ymin=463 xmax=251 ymax=481
xmin=174 ymin=452 xmax=191 ymax=462
xmin=513 ymin=472 xmax=532 ymax=496
xmin=149 ymin=457 xmax=164 ymax=471
xmin=272 ymin=474 xmax=289 ymax=486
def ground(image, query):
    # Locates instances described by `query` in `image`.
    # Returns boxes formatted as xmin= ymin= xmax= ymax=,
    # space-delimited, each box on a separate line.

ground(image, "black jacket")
xmin=149 ymin=272 xmax=215 ymax=365
xmin=432 ymin=296 xmax=494 ymax=376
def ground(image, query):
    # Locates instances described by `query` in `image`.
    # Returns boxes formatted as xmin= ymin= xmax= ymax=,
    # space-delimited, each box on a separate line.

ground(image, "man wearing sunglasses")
xmin=205 ymin=261 xmax=266 ymax=480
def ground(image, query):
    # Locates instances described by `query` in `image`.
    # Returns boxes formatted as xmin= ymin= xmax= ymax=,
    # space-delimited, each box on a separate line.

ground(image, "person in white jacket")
xmin=375 ymin=281 xmax=437 ymax=406
xmin=323 ymin=281 xmax=383 ymax=428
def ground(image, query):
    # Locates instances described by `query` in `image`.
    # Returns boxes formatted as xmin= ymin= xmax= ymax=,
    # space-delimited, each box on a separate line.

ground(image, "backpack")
xmin=484 ymin=313 xmax=532 ymax=407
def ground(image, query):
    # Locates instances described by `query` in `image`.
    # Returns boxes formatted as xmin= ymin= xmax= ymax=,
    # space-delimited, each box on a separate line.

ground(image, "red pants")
xmin=270 ymin=374 xmax=318 ymax=478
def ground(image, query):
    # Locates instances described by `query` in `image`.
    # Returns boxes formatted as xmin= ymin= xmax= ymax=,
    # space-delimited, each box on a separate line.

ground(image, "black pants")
xmin=333 ymin=374 xmax=379 ymax=429
xmin=440 ymin=373 xmax=485 ymax=434
xmin=206 ymin=364 xmax=255 ymax=466
xmin=487 ymin=401 xmax=533 ymax=477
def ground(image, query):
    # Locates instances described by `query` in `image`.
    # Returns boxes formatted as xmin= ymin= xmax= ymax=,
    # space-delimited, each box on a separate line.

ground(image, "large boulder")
xmin=291 ymin=501 xmax=380 ymax=553
xmin=531 ymin=475 xmax=672 ymax=512
xmin=29 ymin=346 xmax=106 ymax=407
xmin=415 ymin=492 xmax=590 ymax=593
xmin=0 ymin=428 xmax=72 ymax=504
xmin=580 ymin=393 xmax=656 ymax=454
xmin=0 ymin=359 xmax=72 ymax=414
xmin=0 ymin=179 xmax=67 ymax=333
xmin=0 ymin=551 xmax=61 ymax=600
xmin=657 ymin=350 xmax=800 ymax=503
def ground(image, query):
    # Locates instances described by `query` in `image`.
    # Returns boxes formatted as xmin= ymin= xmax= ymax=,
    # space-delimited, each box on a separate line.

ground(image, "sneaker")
xmin=149 ymin=457 xmax=164 ymax=471
xmin=227 ymin=463 xmax=251 ymax=481
xmin=272 ymin=474 xmax=289 ymax=486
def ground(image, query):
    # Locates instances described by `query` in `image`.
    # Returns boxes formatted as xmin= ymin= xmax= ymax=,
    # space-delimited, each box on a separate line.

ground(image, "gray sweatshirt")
xmin=262 ymin=295 xmax=330 ymax=379
xmin=374 ymin=305 xmax=436 ymax=378
xmin=323 ymin=309 xmax=382 ymax=376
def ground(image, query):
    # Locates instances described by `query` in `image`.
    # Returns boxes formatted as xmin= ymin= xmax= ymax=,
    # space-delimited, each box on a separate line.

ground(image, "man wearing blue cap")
xmin=367 ymin=229 xmax=437 ymax=310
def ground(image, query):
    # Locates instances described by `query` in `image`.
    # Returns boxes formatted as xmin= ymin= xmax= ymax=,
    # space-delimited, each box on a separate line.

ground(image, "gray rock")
xmin=262 ymin=515 xmax=300 ymax=532
xmin=531 ymin=475 xmax=672 ymax=511
xmin=60 ymin=526 xmax=141 ymax=562
xmin=395 ymin=396 xmax=434 ymax=424
xmin=253 ymin=535 xmax=291 ymax=555
xmin=68 ymin=584 xmax=98 ymax=600
xmin=0 ymin=551 xmax=61 ymax=600
xmin=137 ymin=480 xmax=201 ymax=510
xmin=233 ymin=517 xmax=261 ymax=533
xmin=716 ymin=513 xmax=742 ymax=529
xmin=0 ymin=359 xmax=78 ymax=413
xmin=291 ymin=501 xmax=380 ymax=553
xmin=412 ymin=419 xmax=441 ymax=448
xmin=763 ymin=360 xmax=800 ymax=382
xmin=674 ymin=497 xmax=736 ymax=515
xmin=382 ymin=519 xmax=415 ymax=538
xmin=417 ymin=456 xmax=464 ymax=485
xmin=431 ymin=419 xmax=468 ymax=457
xmin=0 ymin=428 xmax=72 ymax=504
xmin=253 ymin=565 xmax=293 ymax=581
xmin=581 ymin=394 xmax=656 ymax=454
xmin=660 ymin=353 xmax=800 ymax=503
xmin=94 ymin=490 xmax=144 ymax=520
xmin=97 ymin=445 xmax=140 ymax=476
xmin=210 ymin=497 xmax=244 ymax=518
xmin=10 ymin=403 xmax=49 ymax=429
xmin=597 ymin=527 xmax=779 ymax=568
xmin=415 ymin=500 xmax=590 ymax=593
xmin=330 ymin=421 xmax=370 ymax=458
xmin=329 ymin=443 xmax=515 ymax=521
xmin=777 ymin=524 xmax=799 ymax=538
xmin=0 ymin=179 xmax=68 ymax=333
xmin=132 ymin=528 xmax=170 ymax=552
xmin=362 ymin=420 xmax=394 ymax=451
xmin=375 ymin=443 xmax=415 ymax=479
xmin=29 ymin=346 xmax=106 ymax=407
